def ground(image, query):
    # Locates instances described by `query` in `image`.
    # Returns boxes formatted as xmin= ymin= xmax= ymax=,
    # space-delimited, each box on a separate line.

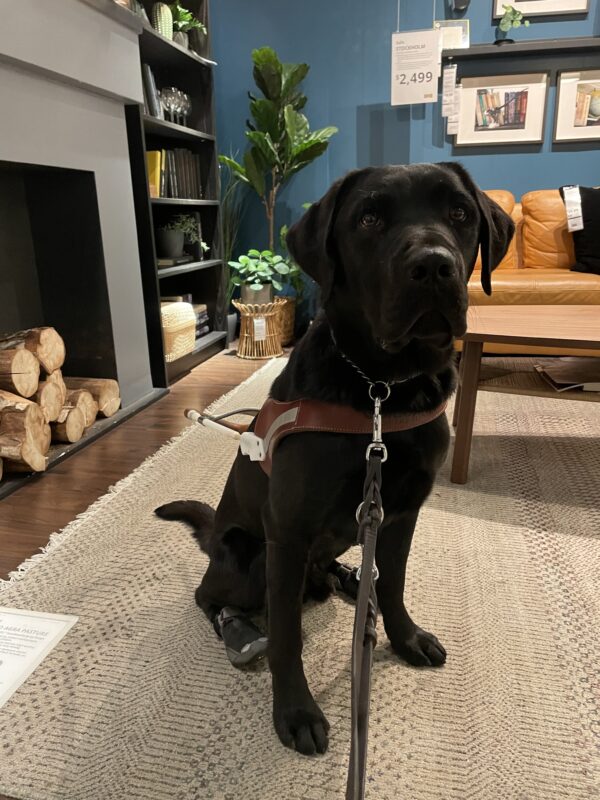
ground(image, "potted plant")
xmin=495 ymin=4 xmax=530 ymax=45
xmin=228 ymin=249 xmax=289 ymax=305
xmin=155 ymin=214 xmax=205 ymax=258
xmin=220 ymin=46 xmax=337 ymax=266
xmin=169 ymin=1 xmax=206 ymax=49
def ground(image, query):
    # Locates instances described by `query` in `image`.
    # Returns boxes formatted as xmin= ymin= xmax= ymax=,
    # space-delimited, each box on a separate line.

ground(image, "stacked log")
xmin=0 ymin=326 xmax=121 ymax=481
xmin=0 ymin=390 xmax=50 ymax=472
xmin=64 ymin=378 xmax=121 ymax=418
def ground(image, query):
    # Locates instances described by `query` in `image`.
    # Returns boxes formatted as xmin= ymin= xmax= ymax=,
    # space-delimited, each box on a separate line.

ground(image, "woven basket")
xmin=160 ymin=302 xmax=196 ymax=362
xmin=277 ymin=297 xmax=296 ymax=346
xmin=233 ymin=298 xmax=284 ymax=359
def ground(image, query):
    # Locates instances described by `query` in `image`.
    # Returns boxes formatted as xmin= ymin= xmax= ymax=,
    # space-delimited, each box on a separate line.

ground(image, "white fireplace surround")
xmin=0 ymin=0 xmax=153 ymax=406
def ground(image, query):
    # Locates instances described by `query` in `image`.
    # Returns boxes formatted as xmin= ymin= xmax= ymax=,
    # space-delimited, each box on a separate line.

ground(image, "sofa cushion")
xmin=521 ymin=190 xmax=575 ymax=270
xmin=473 ymin=190 xmax=518 ymax=271
xmin=559 ymin=185 xmax=600 ymax=276
xmin=468 ymin=268 xmax=600 ymax=306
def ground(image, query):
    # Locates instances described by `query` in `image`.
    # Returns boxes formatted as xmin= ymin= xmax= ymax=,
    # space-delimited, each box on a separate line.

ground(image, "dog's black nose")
xmin=408 ymin=248 xmax=457 ymax=283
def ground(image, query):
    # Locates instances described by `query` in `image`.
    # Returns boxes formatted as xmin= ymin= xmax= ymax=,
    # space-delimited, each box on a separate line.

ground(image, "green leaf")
xmin=231 ymin=276 xmax=242 ymax=286
xmin=247 ymin=249 xmax=260 ymax=257
xmin=252 ymin=47 xmax=282 ymax=101
xmin=310 ymin=125 xmax=339 ymax=142
xmin=228 ymin=260 xmax=242 ymax=268
xmin=245 ymin=131 xmax=279 ymax=169
xmin=281 ymin=62 xmax=309 ymax=100
xmin=243 ymin=149 xmax=266 ymax=198
xmin=524 ymin=19 xmax=530 ymax=25
xmin=290 ymin=140 xmax=329 ymax=170
xmin=249 ymin=98 xmax=281 ymax=139
xmin=260 ymin=250 xmax=272 ymax=257
xmin=272 ymin=255 xmax=283 ymax=263
xmin=284 ymin=106 xmax=310 ymax=147
xmin=272 ymin=280 xmax=283 ymax=291
xmin=250 ymin=282 xmax=264 ymax=290
xmin=274 ymin=264 xmax=290 ymax=274
xmin=219 ymin=155 xmax=249 ymax=184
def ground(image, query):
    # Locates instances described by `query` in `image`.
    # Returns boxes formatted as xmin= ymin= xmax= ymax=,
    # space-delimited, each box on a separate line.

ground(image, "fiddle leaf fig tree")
xmin=219 ymin=47 xmax=337 ymax=252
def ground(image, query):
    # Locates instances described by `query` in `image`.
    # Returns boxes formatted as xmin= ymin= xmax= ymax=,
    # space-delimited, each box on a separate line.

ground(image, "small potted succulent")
xmin=228 ymin=249 xmax=289 ymax=305
xmin=169 ymin=1 xmax=207 ymax=49
xmin=156 ymin=214 xmax=207 ymax=258
xmin=495 ymin=4 xmax=530 ymax=45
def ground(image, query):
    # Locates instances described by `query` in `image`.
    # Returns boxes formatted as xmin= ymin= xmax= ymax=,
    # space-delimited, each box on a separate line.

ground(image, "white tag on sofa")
xmin=562 ymin=185 xmax=584 ymax=232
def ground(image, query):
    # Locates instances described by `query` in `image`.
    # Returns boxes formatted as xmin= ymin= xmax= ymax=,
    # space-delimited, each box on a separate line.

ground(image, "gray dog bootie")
xmin=213 ymin=606 xmax=268 ymax=668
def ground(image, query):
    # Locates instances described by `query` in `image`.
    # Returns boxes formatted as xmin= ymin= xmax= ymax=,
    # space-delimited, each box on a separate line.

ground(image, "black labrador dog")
xmin=156 ymin=162 xmax=514 ymax=756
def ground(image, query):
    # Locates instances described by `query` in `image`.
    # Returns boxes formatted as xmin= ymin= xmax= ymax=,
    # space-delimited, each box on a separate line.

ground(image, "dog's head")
xmin=287 ymin=163 xmax=514 ymax=359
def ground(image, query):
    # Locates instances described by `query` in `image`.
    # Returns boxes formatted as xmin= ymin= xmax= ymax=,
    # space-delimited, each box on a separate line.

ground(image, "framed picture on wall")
xmin=493 ymin=0 xmax=589 ymax=17
xmin=455 ymin=73 xmax=549 ymax=146
xmin=555 ymin=70 xmax=600 ymax=142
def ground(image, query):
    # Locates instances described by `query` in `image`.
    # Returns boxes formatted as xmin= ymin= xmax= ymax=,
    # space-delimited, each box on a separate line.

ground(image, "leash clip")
xmin=356 ymin=563 xmax=379 ymax=583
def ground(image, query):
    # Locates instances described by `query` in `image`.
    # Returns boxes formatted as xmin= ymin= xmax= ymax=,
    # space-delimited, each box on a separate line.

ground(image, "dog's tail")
xmin=154 ymin=500 xmax=215 ymax=553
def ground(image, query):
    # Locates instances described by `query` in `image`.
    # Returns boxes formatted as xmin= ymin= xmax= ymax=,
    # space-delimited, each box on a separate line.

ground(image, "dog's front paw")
xmin=392 ymin=626 xmax=447 ymax=667
xmin=273 ymin=700 xmax=330 ymax=755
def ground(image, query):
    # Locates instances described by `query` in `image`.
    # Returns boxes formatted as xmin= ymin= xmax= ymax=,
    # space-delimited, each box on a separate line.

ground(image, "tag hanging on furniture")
xmin=562 ymin=185 xmax=584 ymax=232
xmin=253 ymin=317 xmax=267 ymax=341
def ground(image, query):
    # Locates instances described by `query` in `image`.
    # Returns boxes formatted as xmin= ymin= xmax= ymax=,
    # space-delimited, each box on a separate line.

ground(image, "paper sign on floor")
xmin=0 ymin=607 xmax=78 ymax=709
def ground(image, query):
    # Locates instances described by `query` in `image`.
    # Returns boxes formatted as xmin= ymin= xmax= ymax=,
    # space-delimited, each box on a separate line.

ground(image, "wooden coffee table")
xmin=451 ymin=305 xmax=600 ymax=484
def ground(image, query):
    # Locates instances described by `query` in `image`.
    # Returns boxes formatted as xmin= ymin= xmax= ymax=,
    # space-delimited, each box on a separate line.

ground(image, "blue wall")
xmin=211 ymin=0 xmax=600 ymax=251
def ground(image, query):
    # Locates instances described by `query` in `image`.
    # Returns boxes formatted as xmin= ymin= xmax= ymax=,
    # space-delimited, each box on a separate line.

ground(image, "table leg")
xmin=451 ymin=340 xmax=483 ymax=485
xmin=452 ymin=350 xmax=466 ymax=428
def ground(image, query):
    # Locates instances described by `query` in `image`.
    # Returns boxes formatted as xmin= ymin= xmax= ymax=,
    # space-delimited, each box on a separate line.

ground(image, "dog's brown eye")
xmin=360 ymin=213 xmax=380 ymax=228
xmin=450 ymin=206 xmax=468 ymax=222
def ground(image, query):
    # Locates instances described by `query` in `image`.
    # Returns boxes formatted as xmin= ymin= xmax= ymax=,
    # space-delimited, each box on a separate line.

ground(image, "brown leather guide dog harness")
xmin=246 ymin=397 xmax=447 ymax=477
xmin=239 ymin=383 xmax=447 ymax=800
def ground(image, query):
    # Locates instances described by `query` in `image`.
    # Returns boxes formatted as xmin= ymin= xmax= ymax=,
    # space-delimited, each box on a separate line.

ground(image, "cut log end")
xmin=36 ymin=381 xmax=63 ymax=423
xmin=66 ymin=389 xmax=99 ymax=428
xmin=34 ymin=328 xmax=66 ymax=373
xmin=52 ymin=406 xmax=85 ymax=443
xmin=0 ymin=348 xmax=40 ymax=398
xmin=64 ymin=378 xmax=120 ymax=418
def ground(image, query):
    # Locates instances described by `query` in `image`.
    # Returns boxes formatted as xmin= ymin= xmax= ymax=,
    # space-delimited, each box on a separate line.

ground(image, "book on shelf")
xmin=534 ymin=359 xmax=600 ymax=393
xmin=157 ymin=255 xmax=194 ymax=268
xmin=196 ymin=325 xmax=210 ymax=339
xmin=146 ymin=151 xmax=161 ymax=198
xmin=141 ymin=64 xmax=162 ymax=119
xmin=147 ymin=148 xmax=203 ymax=200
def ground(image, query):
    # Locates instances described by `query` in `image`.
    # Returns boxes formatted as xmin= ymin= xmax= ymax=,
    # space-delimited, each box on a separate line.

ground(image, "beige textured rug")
xmin=0 ymin=359 xmax=599 ymax=800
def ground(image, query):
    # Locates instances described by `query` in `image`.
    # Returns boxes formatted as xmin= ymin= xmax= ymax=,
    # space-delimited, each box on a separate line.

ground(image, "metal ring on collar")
xmin=368 ymin=382 xmax=391 ymax=402
xmin=355 ymin=501 xmax=385 ymax=524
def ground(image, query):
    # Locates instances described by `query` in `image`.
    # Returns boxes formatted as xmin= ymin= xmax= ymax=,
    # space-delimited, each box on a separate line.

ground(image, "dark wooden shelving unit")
xmin=142 ymin=115 xmax=215 ymax=142
xmin=151 ymin=197 xmax=219 ymax=206
xmin=443 ymin=35 xmax=600 ymax=61
xmin=126 ymin=0 xmax=225 ymax=388
xmin=158 ymin=258 xmax=222 ymax=279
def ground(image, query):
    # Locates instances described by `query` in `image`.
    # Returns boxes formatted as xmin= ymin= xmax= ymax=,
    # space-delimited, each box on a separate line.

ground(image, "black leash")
xmin=345 ymin=384 xmax=388 ymax=800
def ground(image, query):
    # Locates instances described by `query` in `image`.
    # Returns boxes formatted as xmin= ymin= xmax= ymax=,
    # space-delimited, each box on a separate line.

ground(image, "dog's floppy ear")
xmin=441 ymin=162 xmax=515 ymax=296
xmin=286 ymin=169 xmax=366 ymax=303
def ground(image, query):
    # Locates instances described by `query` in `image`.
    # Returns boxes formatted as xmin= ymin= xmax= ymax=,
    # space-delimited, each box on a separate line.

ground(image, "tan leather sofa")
xmin=466 ymin=189 xmax=600 ymax=356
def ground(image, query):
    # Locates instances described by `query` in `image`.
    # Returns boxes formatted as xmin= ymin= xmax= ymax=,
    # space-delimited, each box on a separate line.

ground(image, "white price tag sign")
xmin=253 ymin=317 xmax=267 ymax=342
xmin=391 ymin=30 xmax=441 ymax=106
xmin=562 ymin=185 xmax=584 ymax=232
xmin=442 ymin=64 xmax=457 ymax=118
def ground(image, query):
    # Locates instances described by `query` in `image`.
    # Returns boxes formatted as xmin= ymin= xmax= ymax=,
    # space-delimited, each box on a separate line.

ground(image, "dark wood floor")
xmin=0 ymin=351 xmax=262 ymax=580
